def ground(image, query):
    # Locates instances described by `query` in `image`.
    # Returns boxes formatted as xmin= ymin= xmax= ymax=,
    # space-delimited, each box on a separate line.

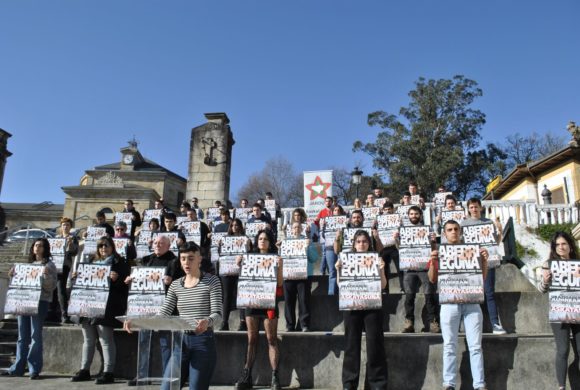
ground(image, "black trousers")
xmin=220 ymin=275 xmax=244 ymax=325
xmin=380 ymin=246 xmax=403 ymax=292
xmin=403 ymin=271 xmax=438 ymax=323
xmin=551 ymin=322 xmax=580 ymax=387
xmin=342 ymin=310 xmax=388 ymax=389
xmin=57 ymin=265 xmax=70 ymax=318
xmin=283 ymin=278 xmax=311 ymax=330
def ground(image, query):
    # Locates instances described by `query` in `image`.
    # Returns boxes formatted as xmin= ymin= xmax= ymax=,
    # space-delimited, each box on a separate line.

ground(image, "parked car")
xmin=6 ymin=228 xmax=55 ymax=243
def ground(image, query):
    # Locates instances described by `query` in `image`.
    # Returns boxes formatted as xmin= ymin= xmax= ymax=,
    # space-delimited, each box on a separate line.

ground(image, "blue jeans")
xmin=323 ymin=248 xmax=338 ymax=295
xmin=484 ymin=268 xmax=499 ymax=326
xmin=162 ymin=331 xmax=216 ymax=390
xmin=440 ymin=303 xmax=485 ymax=389
xmin=10 ymin=300 xmax=49 ymax=376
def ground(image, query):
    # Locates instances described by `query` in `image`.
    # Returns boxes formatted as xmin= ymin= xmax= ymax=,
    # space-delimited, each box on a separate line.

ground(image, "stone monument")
xmin=186 ymin=113 xmax=235 ymax=209
xmin=0 ymin=129 xmax=12 ymax=197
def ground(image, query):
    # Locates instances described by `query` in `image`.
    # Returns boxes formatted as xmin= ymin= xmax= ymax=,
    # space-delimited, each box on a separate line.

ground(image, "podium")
xmin=119 ymin=315 xmax=197 ymax=390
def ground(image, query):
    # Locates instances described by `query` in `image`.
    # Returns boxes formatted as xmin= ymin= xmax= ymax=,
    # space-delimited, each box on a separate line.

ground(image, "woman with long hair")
xmin=3 ymin=238 xmax=57 ymax=379
xmin=538 ymin=231 xmax=580 ymax=390
xmin=70 ymin=236 xmax=129 ymax=385
xmin=219 ymin=218 xmax=252 ymax=331
xmin=336 ymin=230 xmax=388 ymax=390
xmin=235 ymin=229 xmax=283 ymax=390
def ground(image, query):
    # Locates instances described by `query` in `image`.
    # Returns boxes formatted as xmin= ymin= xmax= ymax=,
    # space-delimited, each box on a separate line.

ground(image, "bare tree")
xmin=504 ymin=131 xmax=567 ymax=170
xmin=236 ymin=156 xmax=302 ymax=208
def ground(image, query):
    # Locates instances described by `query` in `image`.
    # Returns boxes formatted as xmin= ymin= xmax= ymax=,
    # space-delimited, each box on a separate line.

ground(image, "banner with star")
xmin=303 ymin=170 xmax=333 ymax=221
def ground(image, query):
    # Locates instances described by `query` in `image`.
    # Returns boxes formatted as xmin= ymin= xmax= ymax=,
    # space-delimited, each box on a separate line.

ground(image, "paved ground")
xmin=0 ymin=373 xmax=329 ymax=389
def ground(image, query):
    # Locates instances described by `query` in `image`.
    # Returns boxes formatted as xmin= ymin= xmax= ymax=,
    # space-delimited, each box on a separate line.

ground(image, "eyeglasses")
xmin=97 ymin=243 xmax=110 ymax=248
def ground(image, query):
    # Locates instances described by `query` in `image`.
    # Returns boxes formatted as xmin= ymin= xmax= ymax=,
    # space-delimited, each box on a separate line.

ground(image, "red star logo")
xmin=305 ymin=175 xmax=332 ymax=201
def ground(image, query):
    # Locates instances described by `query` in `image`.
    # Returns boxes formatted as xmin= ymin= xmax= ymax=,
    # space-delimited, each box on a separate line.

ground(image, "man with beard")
xmin=395 ymin=206 xmax=439 ymax=333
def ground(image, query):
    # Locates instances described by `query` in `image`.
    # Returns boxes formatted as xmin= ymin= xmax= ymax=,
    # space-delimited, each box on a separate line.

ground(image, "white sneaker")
xmin=492 ymin=324 xmax=507 ymax=335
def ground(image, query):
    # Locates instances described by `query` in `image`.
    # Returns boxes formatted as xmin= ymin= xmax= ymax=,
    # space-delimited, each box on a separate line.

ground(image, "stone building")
xmin=484 ymin=123 xmax=580 ymax=204
xmin=62 ymin=140 xmax=187 ymax=229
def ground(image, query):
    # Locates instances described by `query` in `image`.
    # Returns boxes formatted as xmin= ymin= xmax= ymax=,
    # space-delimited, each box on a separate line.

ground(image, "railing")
xmin=281 ymin=200 xmax=580 ymax=229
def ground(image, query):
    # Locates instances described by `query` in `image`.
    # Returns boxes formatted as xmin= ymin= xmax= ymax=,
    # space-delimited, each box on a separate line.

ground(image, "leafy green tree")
xmin=354 ymin=75 xmax=497 ymax=198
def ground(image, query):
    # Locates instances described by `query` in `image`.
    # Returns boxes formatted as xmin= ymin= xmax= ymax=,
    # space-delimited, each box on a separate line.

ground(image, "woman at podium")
xmin=159 ymin=241 xmax=223 ymax=390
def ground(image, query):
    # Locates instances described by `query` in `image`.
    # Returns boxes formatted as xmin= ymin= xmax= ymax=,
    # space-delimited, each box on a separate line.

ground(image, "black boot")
xmin=234 ymin=368 xmax=252 ymax=390
xmin=271 ymin=369 xmax=281 ymax=390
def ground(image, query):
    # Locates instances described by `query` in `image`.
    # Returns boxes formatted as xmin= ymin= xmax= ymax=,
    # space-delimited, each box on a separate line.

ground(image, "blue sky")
xmin=1 ymin=1 xmax=579 ymax=204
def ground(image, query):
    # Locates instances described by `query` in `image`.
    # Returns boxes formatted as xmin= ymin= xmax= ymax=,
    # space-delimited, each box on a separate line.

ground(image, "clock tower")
xmin=120 ymin=137 xmax=143 ymax=171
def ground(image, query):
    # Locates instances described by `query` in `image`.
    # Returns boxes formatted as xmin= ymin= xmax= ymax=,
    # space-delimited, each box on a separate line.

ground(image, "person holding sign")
xmin=428 ymin=220 xmax=489 ymax=390
xmin=320 ymin=205 xmax=348 ymax=295
xmin=394 ymin=206 xmax=439 ymax=333
xmin=234 ymin=229 xmax=283 ymax=390
xmin=461 ymin=197 xmax=506 ymax=335
xmin=70 ymin=236 xmax=130 ymax=384
xmin=55 ymin=217 xmax=78 ymax=324
xmin=3 ymin=239 xmax=57 ymax=379
xmin=538 ymin=231 xmax=580 ymax=390
xmin=219 ymin=218 xmax=251 ymax=331
xmin=280 ymin=222 xmax=318 ymax=332
xmin=335 ymin=230 xmax=388 ymax=390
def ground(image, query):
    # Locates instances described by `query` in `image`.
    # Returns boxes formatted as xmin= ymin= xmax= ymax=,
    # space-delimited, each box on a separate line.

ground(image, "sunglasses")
xmin=97 ymin=243 xmax=111 ymax=248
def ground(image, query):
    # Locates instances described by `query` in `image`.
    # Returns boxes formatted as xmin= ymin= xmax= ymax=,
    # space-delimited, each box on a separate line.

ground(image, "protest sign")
xmin=218 ymin=236 xmax=248 ymax=276
xmin=398 ymin=225 xmax=431 ymax=270
xmin=68 ymin=263 xmax=111 ymax=318
xmin=181 ymin=221 xmax=201 ymax=245
xmin=438 ymin=244 xmax=484 ymax=304
xmin=115 ymin=212 xmax=133 ymax=234
xmin=548 ymin=260 xmax=580 ymax=323
xmin=237 ymin=254 xmax=278 ymax=309
xmin=462 ymin=222 xmax=501 ymax=268
xmin=4 ymin=264 xmax=43 ymax=315
xmin=281 ymin=238 xmax=309 ymax=280
xmin=376 ymin=214 xmax=401 ymax=247
xmin=126 ymin=266 xmax=166 ymax=316
xmin=362 ymin=207 xmax=381 ymax=228
xmin=338 ymin=252 xmax=382 ymax=310
xmin=48 ymin=238 xmax=66 ymax=272
xmin=322 ymin=216 xmax=348 ymax=248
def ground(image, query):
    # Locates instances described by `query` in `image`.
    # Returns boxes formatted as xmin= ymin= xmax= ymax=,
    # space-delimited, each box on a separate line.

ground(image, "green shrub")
xmin=536 ymin=223 xmax=576 ymax=242
xmin=516 ymin=240 xmax=538 ymax=259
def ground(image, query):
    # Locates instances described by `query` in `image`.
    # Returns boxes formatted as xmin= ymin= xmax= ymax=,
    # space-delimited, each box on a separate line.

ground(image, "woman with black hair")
xmin=336 ymin=230 xmax=388 ymax=390
xmin=235 ymin=229 xmax=283 ymax=390
xmin=156 ymin=241 xmax=222 ymax=390
xmin=71 ymin=235 xmax=129 ymax=385
xmin=3 ymin=238 xmax=57 ymax=379
xmin=538 ymin=231 xmax=580 ymax=390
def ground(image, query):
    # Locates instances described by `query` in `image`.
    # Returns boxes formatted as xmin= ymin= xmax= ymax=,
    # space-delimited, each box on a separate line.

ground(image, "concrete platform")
xmin=40 ymin=327 xmax=579 ymax=389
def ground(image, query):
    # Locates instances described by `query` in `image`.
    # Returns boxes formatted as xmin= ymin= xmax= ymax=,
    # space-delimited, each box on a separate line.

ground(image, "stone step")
xmin=0 ymin=341 xmax=16 ymax=355
xmin=0 ymin=329 xmax=17 ymax=341
xmin=41 ymin=327 xmax=575 ymax=389
xmin=222 ymin=290 xmax=550 ymax=334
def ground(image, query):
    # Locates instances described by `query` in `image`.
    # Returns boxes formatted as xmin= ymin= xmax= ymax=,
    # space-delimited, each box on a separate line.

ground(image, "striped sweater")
xmin=159 ymin=273 xmax=223 ymax=329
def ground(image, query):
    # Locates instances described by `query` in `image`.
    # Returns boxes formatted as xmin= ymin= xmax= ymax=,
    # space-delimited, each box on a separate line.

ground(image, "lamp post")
xmin=351 ymin=167 xmax=363 ymax=200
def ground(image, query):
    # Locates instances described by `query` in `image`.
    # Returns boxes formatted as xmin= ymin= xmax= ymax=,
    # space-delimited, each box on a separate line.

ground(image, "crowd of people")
xmin=1 ymin=183 xmax=578 ymax=390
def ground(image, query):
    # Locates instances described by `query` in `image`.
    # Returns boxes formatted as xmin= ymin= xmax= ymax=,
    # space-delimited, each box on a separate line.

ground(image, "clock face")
xmin=123 ymin=154 xmax=134 ymax=164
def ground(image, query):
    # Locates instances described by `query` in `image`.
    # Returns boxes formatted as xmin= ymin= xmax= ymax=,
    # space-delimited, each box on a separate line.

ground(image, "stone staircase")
xmin=0 ymin=319 xmax=17 ymax=372
xmin=0 ymin=241 xmax=29 ymax=275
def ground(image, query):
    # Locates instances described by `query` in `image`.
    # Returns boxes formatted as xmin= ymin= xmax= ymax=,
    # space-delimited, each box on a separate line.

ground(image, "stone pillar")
xmin=0 ymin=129 xmax=12 ymax=197
xmin=186 ymin=113 xmax=235 ymax=209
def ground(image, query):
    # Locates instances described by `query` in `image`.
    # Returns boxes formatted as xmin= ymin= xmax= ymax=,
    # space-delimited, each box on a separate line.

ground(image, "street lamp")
xmin=351 ymin=167 xmax=363 ymax=200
